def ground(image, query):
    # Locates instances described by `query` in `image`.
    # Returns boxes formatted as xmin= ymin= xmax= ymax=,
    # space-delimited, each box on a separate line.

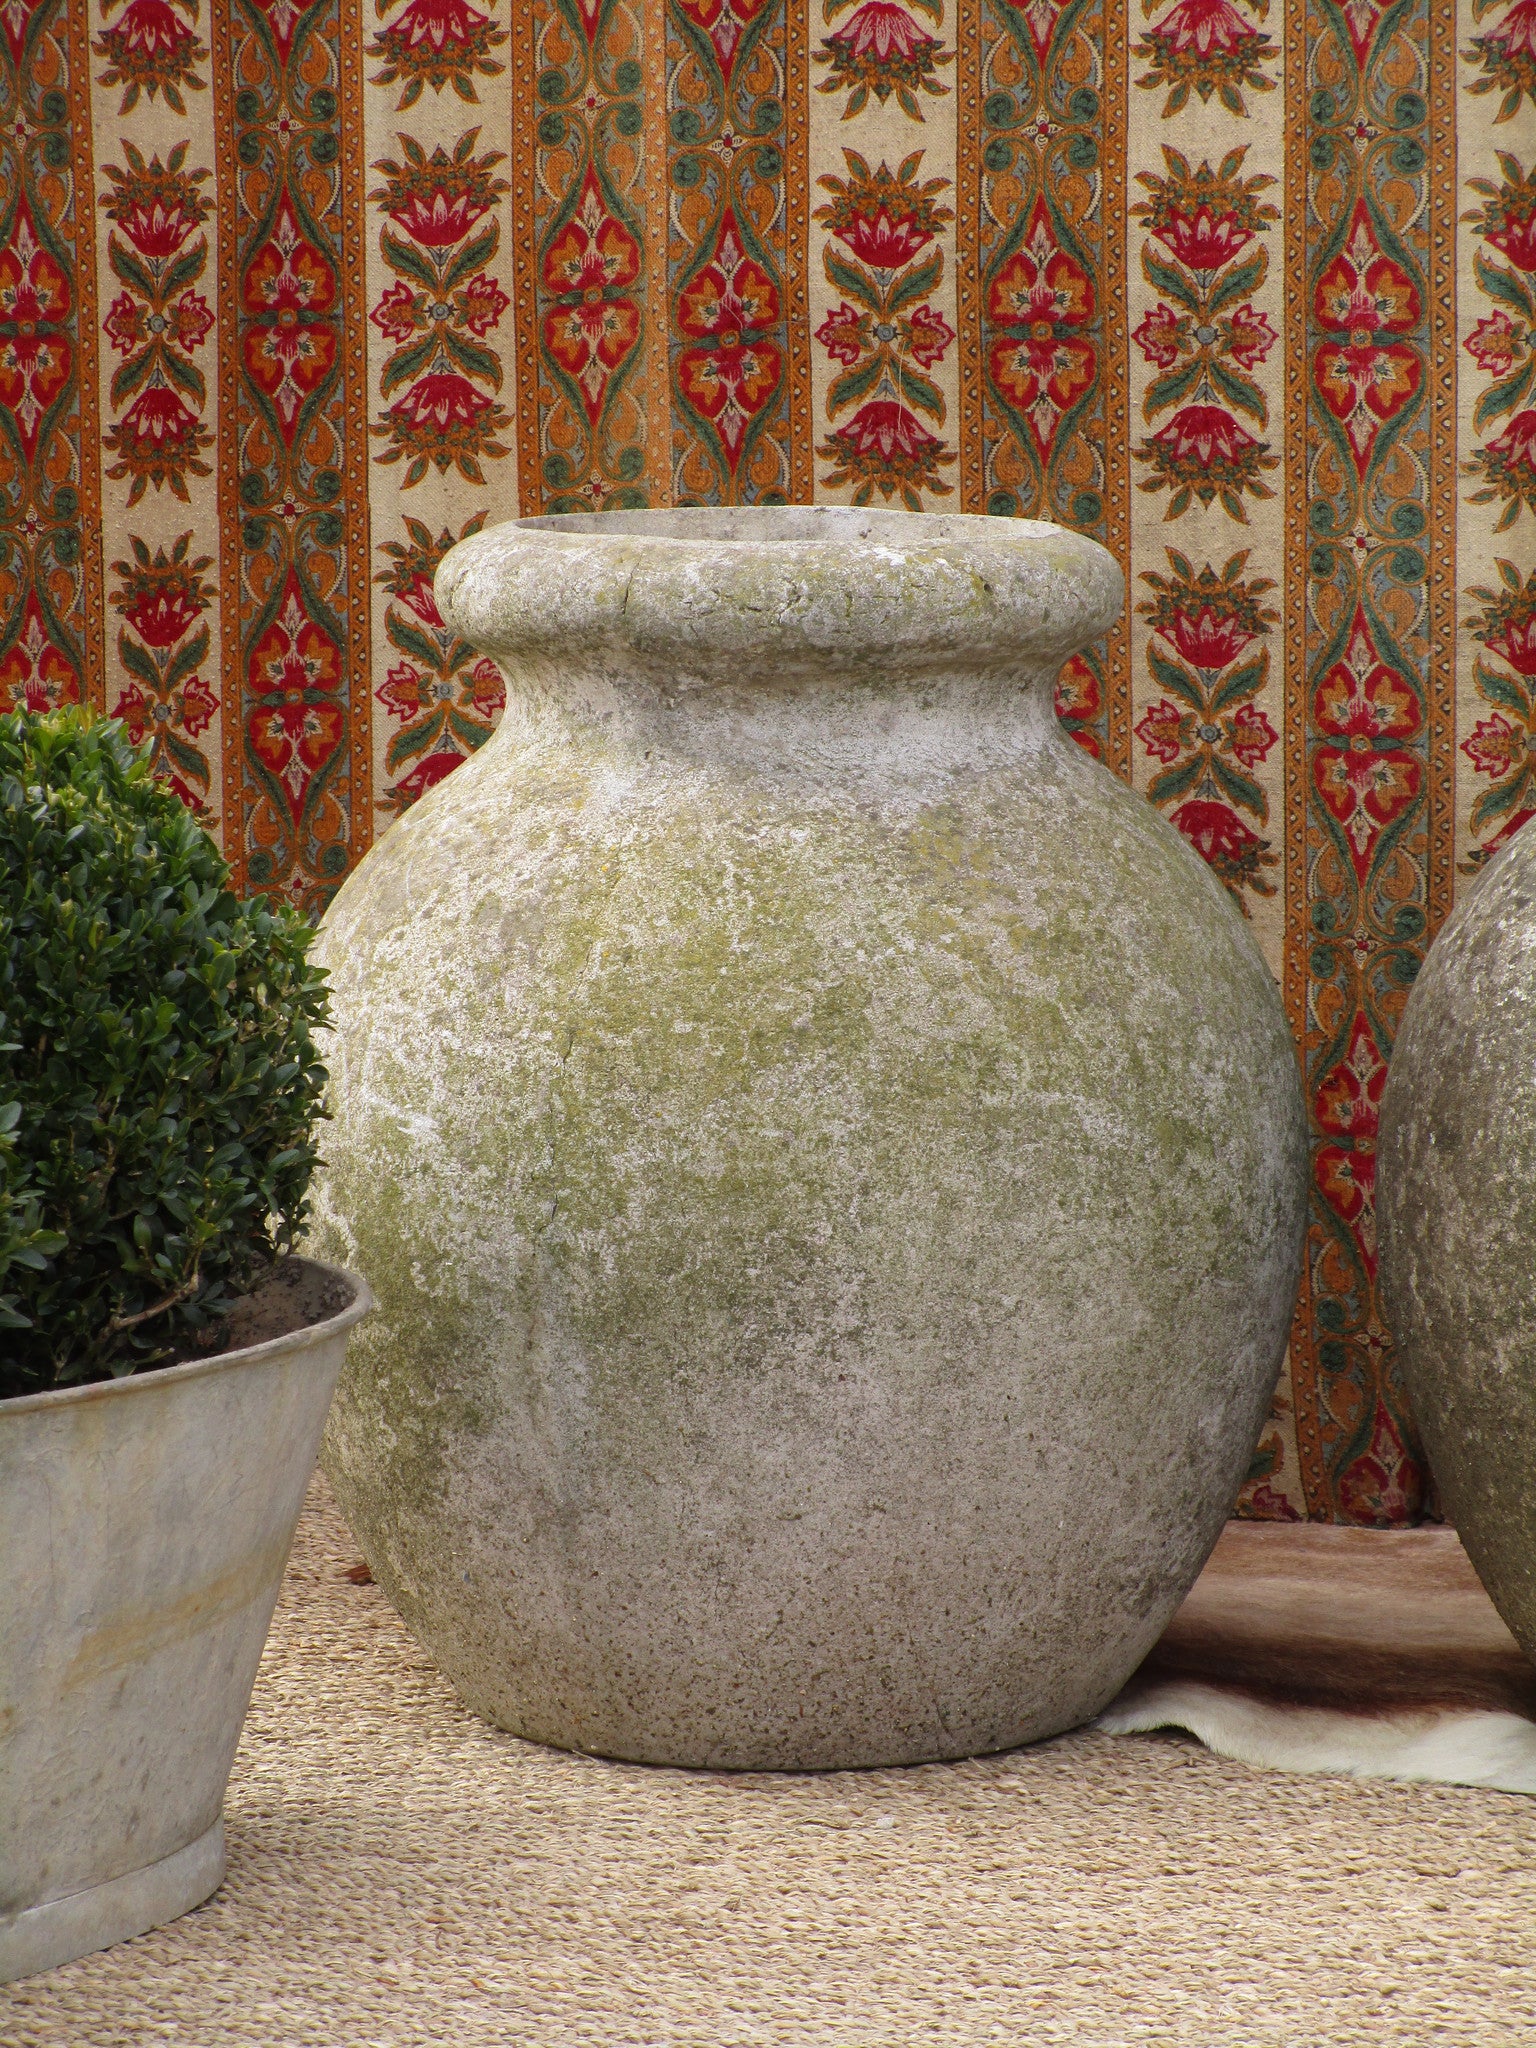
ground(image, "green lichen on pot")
xmin=307 ymin=507 xmax=1307 ymax=1769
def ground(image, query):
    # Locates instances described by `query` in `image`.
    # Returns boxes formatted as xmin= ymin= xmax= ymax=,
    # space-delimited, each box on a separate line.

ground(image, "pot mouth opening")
xmin=517 ymin=506 xmax=1061 ymax=550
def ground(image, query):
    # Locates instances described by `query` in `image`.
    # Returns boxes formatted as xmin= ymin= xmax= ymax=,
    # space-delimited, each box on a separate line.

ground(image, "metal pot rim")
xmin=0 ymin=1256 xmax=373 ymax=1418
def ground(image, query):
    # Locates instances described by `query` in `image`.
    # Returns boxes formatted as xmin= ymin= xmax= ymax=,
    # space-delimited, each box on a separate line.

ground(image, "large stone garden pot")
xmin=1380 ymin=830 xmax=1536 ymax=1661
xmin=0 ymin=1259 xmax=370 ymax=1983
xmin=309 ymin=507 xmax=1306 ymax=1770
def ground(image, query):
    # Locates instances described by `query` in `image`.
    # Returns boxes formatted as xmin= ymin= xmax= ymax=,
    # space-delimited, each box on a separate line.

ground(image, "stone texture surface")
xmin=1380 ymin=831 xmax=1536 ymax=1665
xmin=308 ymin=507 xmax=1307 ymax=1770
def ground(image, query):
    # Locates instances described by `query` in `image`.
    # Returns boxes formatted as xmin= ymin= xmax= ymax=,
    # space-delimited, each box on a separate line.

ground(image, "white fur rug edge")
xmin=1096 ymin=1680 xmax=1536 ymax=1797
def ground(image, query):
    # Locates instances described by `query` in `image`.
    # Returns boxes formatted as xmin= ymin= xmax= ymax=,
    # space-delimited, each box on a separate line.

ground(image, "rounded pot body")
xmin=1380 ymin=833 xmax=1536 ymax=1659
xmin=310 ymin=507 xmax=1306 ymax=1770
xmin=0 ymin=1259 xmax=371 ymax=1983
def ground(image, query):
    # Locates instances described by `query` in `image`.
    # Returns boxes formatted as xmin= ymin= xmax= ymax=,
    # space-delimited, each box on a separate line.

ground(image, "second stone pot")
xmin=1379 ymin=828 xmax=1536 ymax=1665
xmin=309 ymin=507 xmax=1307 ymax=1770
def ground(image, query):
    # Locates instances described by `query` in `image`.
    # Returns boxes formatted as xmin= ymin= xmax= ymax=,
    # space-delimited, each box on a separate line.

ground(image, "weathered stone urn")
xmin=309 ymin=507 xmax=1307 ymax=1770
xmin=1379 ymin=829 xmax=1536 ymax=1662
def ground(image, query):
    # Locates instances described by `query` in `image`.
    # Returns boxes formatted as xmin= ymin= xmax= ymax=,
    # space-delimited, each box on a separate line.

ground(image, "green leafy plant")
xmin=0 ymin=709 xmax=330 ymax=1401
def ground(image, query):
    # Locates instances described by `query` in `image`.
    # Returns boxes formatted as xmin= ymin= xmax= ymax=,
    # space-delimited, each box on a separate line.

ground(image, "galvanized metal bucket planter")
xmin=0 ymin=1258 xmax=371 ymax=1984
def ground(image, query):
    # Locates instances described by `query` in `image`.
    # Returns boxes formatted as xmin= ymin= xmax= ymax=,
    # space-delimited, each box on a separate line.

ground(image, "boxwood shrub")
xmin=0 ymin=710 xmax=330 ymax=1400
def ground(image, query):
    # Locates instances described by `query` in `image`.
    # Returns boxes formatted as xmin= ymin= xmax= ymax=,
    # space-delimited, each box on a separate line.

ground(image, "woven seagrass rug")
xmin=3 ymin=1474 xmax=1534 ymax=2048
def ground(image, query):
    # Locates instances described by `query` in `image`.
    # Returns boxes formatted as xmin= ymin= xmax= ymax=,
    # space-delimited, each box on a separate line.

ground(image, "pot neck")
xmin=486 ymin=658 xmax=1072 ymax=782
xmin=434 ymin=509 xmax=1123 ymax=778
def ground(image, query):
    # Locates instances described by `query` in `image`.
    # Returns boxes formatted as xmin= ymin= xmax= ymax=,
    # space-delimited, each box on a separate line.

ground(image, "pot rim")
xmin=0 ymin=1256 xmax=373 ymax=1418
xmin=434 ymin=505 xmax=1125 ymax=687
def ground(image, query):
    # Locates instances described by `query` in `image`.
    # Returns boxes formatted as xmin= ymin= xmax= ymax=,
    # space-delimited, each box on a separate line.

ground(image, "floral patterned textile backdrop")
xmin=3 ymin=0 xmax=1534 ymax=1519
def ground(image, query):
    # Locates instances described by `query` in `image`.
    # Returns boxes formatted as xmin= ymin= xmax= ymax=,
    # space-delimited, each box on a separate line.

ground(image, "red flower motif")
xmin=841 ymin=399 xmax=937 ymax=458
xmin=831 ymin=0 xmax=928 ymax=59
xmin=1169 ymin=798 xmax=1276 ymax=894
xmin=1490 ymin=0 xmax=1536 ymax=52
xmin=0 ymin=204 xmax=70 ymax=328
xmin=1313 ymin=619 xmax=1422 ymax=745
xmin=1485 ymin=408 xmax=1536 ymax=484
xmin=99 ymin=143 xmax=212 ymax=259
xmin=468 ymin=657 xmax=505 ymax=717
xmin=1466 ymin=311 xmax=1526 ymax=376
xmin=1485 ymin=197 xmax=1536 ymax=275
xmin=388 ymin=371 xmax=494 ymax=434
xmin=0 ymin=198 xmax=74 ymax=462
xmin=248 ymin=0 xmax=308 ymax=63
xmin=814 ymin=150 xmax=953 ymax=270
xmin=1157 ymin=603 xmax=1255 ymax=670
xmin=1136 ymin=700 xmax=1187 ymax=764
xmin=816 ymin=1 xmax=953 ymax=121
xmin=92 ymin=0 xmax=208 ymax=116
xmin=105 ymin=288 xmax=209 ymax=357
xmin=1462 ymin=711 xmax=1526 ymax=781
xmin=1315 ymin=1007 xmax=1386 ymax=1214
xmin=170 ymin=291 xmax=212 ymax=352
xmin=1243 ymin=1482 xmax=1301 ymax=1523
xmin=241 ymin=197 xmax=340 ymax=436
xmin=457 ymin=271 xmax=509 ymax=335
xmin=1153 ymin=202 xmax=1255 ymax=273
xmin=371 ymin=134 xmax=510 ymax=248
xmin=112 ymin=671 xmax=219 ymax=748
xmin=1478 ymin=592 xmax=1536 ymax=678
xmin=244 ymin=196 xmax=338 ymax=321
xmin=1142 ymin=0 xmax=1263 ymax=58
xmin=1227 ymin=702 xmax=1277 ymax=768
xmin=843 ymin=207 xmax=928 ymax=270
xmin=817 ymin=398 xmax=956 ymax=509
xmin=378 ymin=662 xmax=428 ymax=724
xmin=1133 ymin=304 xmax=1185 ymax=368
xmin=388 ymin=750 xmax=466 ymax=809
xmin=816 ymin=301 xmax=870 ymax=366
xmin=250 ymin=579 xmax=341 ymax=700
xmin=101 ymin=292 xmax=146 ymax=356
xmin=110 ymin=532 xmax=214 ymax=649
xmin=904 ymin=303 xmax=954 ymax=368
xmin=543 ymin=176 xmax=642 ymax=297
xmin=543 ymin=299 xmax=641 ymax=422
xmin=393 ymin=188 xmax=487 ymax=248
xmin=1477 ymin=807 xmax=1536 ymax=860
xmin=1150 ymin=402 xmax=1256 ymax=468
xmin=1137 ymin=402 xmax=1280 ymax=515
xmin=122 ymin=583 xmax=200 ymax=648
xmin=366 ymin=0 xmax=509 ymax=109
xmin=371 ymin=279 xmax=420 ymax=344
xmin=103 ymin=384 xmax=213 ymax=503
xmin=1313 ymin=208 xmax=1422 ymax=336
xmin=385 ymin=565 xmax=446 ymax=626
xmin=1133 ymin=0 xmax=1275 ymax=117
xmin=1221 ymin=302 xmax=1276 ymax=369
